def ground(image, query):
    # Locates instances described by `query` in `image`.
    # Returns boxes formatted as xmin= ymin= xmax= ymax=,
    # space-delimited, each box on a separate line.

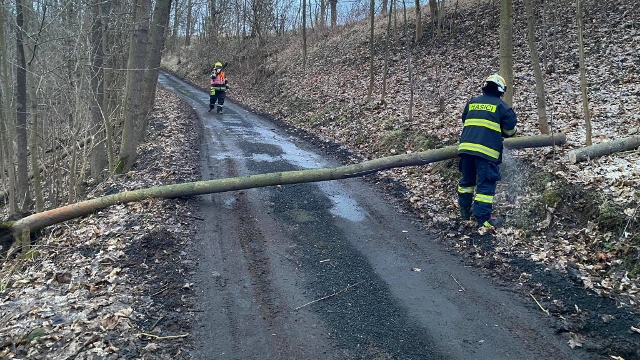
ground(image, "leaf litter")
xmin=1 ymin=88 xmax=199 ymax=359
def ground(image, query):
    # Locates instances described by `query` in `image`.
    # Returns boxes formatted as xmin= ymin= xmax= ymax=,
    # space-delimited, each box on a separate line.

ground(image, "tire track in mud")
xmin=224 ymin=159 xmax=296 ymax=357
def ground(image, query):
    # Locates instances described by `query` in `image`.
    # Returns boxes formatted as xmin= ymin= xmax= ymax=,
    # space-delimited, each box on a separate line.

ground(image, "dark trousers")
xmin=210 ymin=89 xmax=226 ymax=112
xmin=457 ymin=154 xmax=501 ymax=224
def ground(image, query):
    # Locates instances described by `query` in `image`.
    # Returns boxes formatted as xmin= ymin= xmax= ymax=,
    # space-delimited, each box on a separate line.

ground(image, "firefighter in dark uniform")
xmin=209 ymin=62 xmax=228 ymax=113
xmin=458 ymin=74 xmax=517 ymax=228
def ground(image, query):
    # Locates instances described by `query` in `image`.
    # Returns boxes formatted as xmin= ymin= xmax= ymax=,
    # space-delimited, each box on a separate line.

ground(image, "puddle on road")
xmin=198 ymin=93 xmax=367 ymax=222
xmin=316 ymin=183 xmax=365 ymax=222
xmin=251 ymin=153 xmax=278 ymax=162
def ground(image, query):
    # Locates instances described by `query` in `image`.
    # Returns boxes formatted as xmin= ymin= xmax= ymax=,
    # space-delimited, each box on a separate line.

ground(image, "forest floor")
xmin=0 ymin=89 xmax=198 ymax=359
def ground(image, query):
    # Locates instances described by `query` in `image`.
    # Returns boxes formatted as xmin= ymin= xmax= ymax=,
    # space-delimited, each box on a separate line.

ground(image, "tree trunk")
xmin=549 ymin=0 xmax=557 ymax=73
xmin=393 ymin=0 xmax=398 ymax=44
xmin=27 ymin=55 xmax=44 ymax=212
xmin=319 ymin=0 xmax=326 ymax=28
xmin=367 ymin=0 xmax=374 ymax=101
xmin=90 ymin=0 xmax=108 ymax=180
xmin=171 ymin=0 xmax=180 ymax=49
xmin=209 ymin=0 xmax=217 ymax=40
xmin=302 ymin=0 xmax=307 ymax=69
xmin=329 ymin=0 xmax=337 ymax=28
xmin=185 ymin=0 xmax=193 ymax=45
xmin=429 ymin=0 xmax=438 ymax=26
xmin=437 ymin=0 xmax=444 ymax=37
xmin=23 ymin=0 xmax=44 ymax=212
xmin=15 ymin=0 xmax=31 ymax=211
xmin=576 ymin=0 xmax=592 ymax=146
xmin=451 ymin=0 xmax=459 ymax=37
xmin=141 ymin=0 xmax=172 ymax=138
xmin=414 ymin=0 xmax=422 ymax=42
xmin=381 ymin=0 xmax=393 ymax=103
xmin=568 ymin=136 xmax=640 ymax=164
xmin=499 ymin=0 xmax=514 ymax=105
xmin=2 ymin=133 xmax=567 ymax=245
xmin=116 ymin=0 xmax=152 ymax=174
xmin=0 ymin=4 xmax=17 ymax=213
xmin=523 ymin=0 xmax=549 ymax=134
xmin=102 ymin=0 xmax=116 ymax=174
xmin=402 ymin=0 xmax=414 ymax=122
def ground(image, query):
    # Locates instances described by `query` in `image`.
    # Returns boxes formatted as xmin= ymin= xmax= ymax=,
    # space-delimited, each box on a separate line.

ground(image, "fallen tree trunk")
xmin=1 ymin=133 xmax=565 ymax=247
xmin=567 ymin=135 xmax=640 ymax=164
xmin=503 ymin=133 xmax=566 ymax=150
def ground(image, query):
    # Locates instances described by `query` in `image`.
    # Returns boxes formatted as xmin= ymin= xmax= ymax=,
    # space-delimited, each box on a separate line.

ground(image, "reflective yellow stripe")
xmin=458 ymin=142 xmax=500 ymax=159
xmin=475 ymin=194 xmax=494 ymax=203
xmin=468 ymin=103 xmax=497 ymax=112
xmin=458 ymin=186 xmax=475 ymax=194
xmin=464 ymin=118 xmax=501 ymax=132
xmin=503 ymin=127 xmax=517 ymax=136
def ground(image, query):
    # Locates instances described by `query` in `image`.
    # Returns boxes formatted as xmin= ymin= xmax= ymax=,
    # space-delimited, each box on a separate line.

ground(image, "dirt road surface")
xmin=158 ymin=72 xmax=603 ymax=360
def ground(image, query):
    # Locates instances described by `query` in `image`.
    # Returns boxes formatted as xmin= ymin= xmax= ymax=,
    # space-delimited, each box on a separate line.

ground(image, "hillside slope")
xmin=163 ymin=0 xmax=639 ymax=356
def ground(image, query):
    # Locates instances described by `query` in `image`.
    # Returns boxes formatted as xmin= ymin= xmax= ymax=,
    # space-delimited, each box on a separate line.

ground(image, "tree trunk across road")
xmin=1 ymin=132 xmax=565 ymax=248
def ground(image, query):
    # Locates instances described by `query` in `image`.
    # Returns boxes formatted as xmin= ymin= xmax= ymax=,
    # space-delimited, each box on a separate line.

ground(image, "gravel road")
xmin=158 ymin=72 xmax=603 ymax=360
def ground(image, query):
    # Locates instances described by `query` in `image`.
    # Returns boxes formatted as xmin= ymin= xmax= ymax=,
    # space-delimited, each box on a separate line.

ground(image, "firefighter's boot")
xmin=460 ymin=207 xmax=472 ymax=220
xmin=481 ymin=216 xmax=503 ymax=229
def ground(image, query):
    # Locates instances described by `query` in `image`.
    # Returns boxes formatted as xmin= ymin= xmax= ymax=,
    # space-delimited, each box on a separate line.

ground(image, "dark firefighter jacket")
xmin=458 ymin=92 xmax=517 ymax=163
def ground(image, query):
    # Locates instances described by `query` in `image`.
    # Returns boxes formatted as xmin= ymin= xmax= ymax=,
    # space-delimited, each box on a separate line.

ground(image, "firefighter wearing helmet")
xmin=457 ymin=74 xmax=517 ymax=229
xmin=209 ymin=62 xmax=229 ymax=114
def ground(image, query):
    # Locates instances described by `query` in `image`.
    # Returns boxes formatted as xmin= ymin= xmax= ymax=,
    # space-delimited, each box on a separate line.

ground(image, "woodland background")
xmin=0 ymin=0 xmax=639 ymax=357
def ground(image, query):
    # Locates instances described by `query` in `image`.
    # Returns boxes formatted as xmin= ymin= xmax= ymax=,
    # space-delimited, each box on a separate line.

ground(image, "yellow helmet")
xmin=214 ymin=62 xmax=223 ymax=68
xmin=482 ymin=74 xmax=507 ymax=94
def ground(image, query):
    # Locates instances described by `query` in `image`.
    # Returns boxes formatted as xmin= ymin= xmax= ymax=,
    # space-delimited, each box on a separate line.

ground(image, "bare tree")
xmin=451 ymin=0 xmax=459 ymax=37
xmin=381 ymin=0 xmax=393 ymax=103
xmin=15 ymin=0 xmax=31 ymax=211
xmin=414 ymin=0 xmax=422 ymax=42
xmin=523 ymin=0 xmax=549 ymax=134
xmin=437 ymin=0 xmax=445 ymax=37
xmin=499 ymin=0 xmax=514 ymax=105
xmin=402 ymin=0 xmax=414 ymax=122
xmin=429 ymin=0 xmax=438 ymax=27
xmin=209 ymin=0 xmax=218 ymax=39
xmin=318 ymin=0 xmax=327 ymax=28
xmin=367 ymin=0 xmax=374 ymax=101
xmin=185 ymin=0 xmax=193 ymax=45
xmin=302 ymin=0 xmax=307 ymax=69
xmin=89 ymin=0 xmax=108 ymax=181
xmin=0 ymin=3 xmax=17 ymax=213
xmin=329 ymin=0 xmax=337 ymax=28
xmin=141 ymin=0 xmax=173 ymax=136
xmin=576 ymin=0 xmax=591 ymax=145
xmin=101 ymin=0 xmax=119 ymax=175
xmin=117 ymin=0 xmax=152 ymax=173
xmin=24 ymin=0 xmax=44 ymax=211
